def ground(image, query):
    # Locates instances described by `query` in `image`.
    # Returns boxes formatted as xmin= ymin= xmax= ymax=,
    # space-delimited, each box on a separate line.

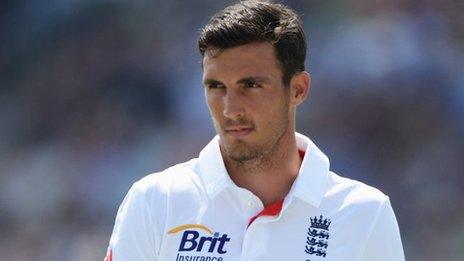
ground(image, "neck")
xmin=223 ymin=130 xmax=302 ymax=207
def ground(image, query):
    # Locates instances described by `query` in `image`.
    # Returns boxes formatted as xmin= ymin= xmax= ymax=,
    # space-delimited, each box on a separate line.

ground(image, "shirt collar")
xmin=289 ymin=132 xmax=331 ymax=207
xmin=198 ymin=132 xmax=331 ymax=207
xmin=198 ymin=135 xmax=235 ymax=199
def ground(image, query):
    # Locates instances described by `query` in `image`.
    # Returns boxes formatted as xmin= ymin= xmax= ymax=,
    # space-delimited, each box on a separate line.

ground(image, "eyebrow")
xmin=203 ymin=76 xmax=271 ymax=86
xmin=203 ymin=78 xmax=223 ymax=86
xmin=236 ymin=76 xmax=271 ymax=85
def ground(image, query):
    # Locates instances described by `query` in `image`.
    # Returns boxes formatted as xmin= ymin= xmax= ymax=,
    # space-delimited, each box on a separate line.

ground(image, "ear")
xmin=289 ymin=71 xmax=310 ymax=106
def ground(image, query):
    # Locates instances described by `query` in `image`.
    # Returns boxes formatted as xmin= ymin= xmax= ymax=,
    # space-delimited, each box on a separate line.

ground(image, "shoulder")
xmin=113 ymin=158 xmax=204 ymax=236
xmin=124 ymin=158 xmax=209 ymax=215
xmin=324 ymin=173 xmax=404 ymax=259
xmin=325 ymin=171 xmax=389 ymax=212
xmin=131 ymin=158 xmax=202 ymax=198
xmin=323 ymin=172 xmax=398 ymax=240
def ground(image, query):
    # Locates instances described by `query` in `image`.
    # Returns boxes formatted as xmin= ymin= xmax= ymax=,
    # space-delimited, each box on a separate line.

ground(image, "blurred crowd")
xmin=0 ymin=0 xmax=463 ymax=260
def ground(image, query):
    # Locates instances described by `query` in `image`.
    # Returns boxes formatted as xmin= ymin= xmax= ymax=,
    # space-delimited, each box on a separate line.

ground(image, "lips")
xmin=225 ymin=126 xmax=254 ymax=138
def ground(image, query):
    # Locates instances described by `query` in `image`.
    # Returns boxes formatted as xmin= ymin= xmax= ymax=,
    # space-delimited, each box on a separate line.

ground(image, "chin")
xmin=223 ymin=141 xmax=263 ymax=162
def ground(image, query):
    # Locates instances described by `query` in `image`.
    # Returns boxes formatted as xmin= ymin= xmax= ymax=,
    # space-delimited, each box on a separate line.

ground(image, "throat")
xmin=225 ymin=148 xmax=303 ymax=207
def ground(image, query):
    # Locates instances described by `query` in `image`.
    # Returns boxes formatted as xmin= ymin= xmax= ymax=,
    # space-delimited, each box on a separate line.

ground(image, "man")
xmin=105 ymin=1 xmax=405 ymax=260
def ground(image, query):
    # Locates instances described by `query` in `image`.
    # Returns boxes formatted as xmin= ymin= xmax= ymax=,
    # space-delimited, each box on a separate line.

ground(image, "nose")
xmin=223 ymin=90 xmax=244 ymax=120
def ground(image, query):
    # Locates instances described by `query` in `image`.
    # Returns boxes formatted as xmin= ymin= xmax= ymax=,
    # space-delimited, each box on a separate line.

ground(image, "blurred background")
xmin=1 ymin=0 xmax=463 ymax=260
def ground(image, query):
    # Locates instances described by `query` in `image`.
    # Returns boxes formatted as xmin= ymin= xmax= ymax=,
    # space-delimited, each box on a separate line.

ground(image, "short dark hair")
xmin=198 ymin=0 xmax=307 ymax=86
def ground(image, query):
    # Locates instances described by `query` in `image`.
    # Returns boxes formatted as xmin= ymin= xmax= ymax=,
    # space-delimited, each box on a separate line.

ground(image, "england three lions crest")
xmin=305 ymin=215 xmax=331 ymax=258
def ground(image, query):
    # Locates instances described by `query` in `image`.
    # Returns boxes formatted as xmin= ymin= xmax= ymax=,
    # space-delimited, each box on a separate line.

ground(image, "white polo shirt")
xmin=106 ymin=133 xmax=405 ymax=261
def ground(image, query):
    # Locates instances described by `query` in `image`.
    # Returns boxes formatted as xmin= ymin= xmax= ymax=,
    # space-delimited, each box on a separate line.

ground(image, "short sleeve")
xmin=105 ymin=183 xmax=157 ymax=261
xmin=362 ymin=197 xmax=405 ymax=261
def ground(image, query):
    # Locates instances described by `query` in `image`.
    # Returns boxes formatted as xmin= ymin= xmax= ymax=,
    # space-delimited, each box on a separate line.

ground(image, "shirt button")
xmin=247 ymin=200 xmax=254 ymax=207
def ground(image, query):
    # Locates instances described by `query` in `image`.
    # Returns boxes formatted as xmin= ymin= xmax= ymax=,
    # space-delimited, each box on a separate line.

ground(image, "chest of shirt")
xmin=155 ymin=191 xmax=371 ymax=261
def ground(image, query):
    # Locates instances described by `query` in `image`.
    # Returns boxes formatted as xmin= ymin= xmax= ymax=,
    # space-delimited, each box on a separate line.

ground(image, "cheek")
xmin=254 ymin=95 xmax=289 ymax=123
xmin=252 ymin=92 xmax=283 ymax=112
xmin=206 ymin=94 xmax=223 ymax=117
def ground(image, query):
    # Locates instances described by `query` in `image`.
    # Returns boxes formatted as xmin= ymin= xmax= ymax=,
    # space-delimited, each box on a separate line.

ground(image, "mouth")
xmin=225 ymin=126 xmax=254 ymax=138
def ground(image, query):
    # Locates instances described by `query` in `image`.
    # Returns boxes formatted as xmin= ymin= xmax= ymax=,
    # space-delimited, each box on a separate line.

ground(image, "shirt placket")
xmin=239 ymin=193 xmax=287 ymax=260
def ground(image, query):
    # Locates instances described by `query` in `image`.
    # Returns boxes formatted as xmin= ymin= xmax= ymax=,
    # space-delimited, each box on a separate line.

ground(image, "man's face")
xmin=202 ymin=42 xmax=292 ymax=163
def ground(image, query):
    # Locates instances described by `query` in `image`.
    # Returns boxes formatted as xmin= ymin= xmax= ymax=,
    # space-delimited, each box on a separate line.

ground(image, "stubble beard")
xmin=213 ymin=100 xmax=290 ymax=168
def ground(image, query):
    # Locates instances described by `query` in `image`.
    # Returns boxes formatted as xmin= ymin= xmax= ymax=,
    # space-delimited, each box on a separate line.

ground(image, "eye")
xmin=206 ymin=82 xmax=225 ymax=89
xmin=244 ymin=80 xmax=261 ymax=88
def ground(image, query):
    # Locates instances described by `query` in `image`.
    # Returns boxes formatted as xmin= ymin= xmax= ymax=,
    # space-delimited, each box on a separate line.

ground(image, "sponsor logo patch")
xmin=168 ymin=224 xmax=231 ymax=261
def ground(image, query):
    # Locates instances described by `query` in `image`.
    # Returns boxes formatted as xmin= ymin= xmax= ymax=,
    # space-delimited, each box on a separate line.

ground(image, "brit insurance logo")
xmin=305 ymin=215 xmax=331 ymax=259
xmin=167 ymin=224 xmax=231 ymax=261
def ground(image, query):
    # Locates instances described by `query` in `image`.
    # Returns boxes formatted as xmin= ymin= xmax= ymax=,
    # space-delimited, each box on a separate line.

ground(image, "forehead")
xmin=202 ymin=42 xmax=282 ymax=79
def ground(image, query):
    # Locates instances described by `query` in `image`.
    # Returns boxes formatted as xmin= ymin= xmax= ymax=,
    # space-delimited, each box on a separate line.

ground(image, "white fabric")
xmin=106 ymin=133 xmax=405 ymax=260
